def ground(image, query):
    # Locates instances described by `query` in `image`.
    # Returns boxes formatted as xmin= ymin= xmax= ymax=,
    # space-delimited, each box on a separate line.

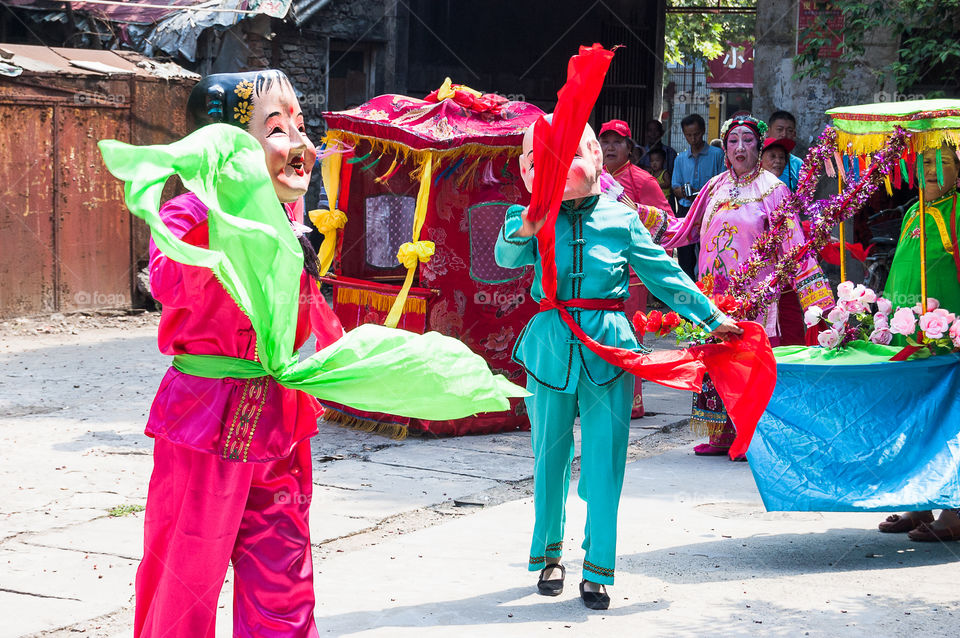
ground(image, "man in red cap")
xmin=598 ymin=119 xmax=676 ymax=418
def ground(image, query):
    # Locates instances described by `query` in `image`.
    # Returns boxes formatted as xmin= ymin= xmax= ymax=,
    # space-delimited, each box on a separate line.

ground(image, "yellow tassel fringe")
xmin=322 ymin=409 xmax=409 ymax=440
xmin=323 ymin=129 xmax=520 ymax=182
xmin=834 ymin=128 xmax=960 ymax=157
xmin=689 ymin=417 xmax=726 ymax=439
xmin=335 ymin=286 xmax=426 ymax=315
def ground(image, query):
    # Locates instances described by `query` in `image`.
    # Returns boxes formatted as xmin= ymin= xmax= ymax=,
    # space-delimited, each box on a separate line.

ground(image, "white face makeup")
xmin=246 ymin=79 xmax=317 ymax=203
xmin=725 ymin=125 xmax=760 ymax=177
xmin=519 ymin=117 xmax=603 ymax=200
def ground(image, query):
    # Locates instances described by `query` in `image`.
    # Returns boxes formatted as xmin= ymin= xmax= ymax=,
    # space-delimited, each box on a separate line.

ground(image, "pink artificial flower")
xmin=890 ymin=307 xmax=917 ymax=336
xmin=932 ymin=307 xmax=957 ymax=324
xmin=876 ymin=297 xmax=892 ymax=315
xmin=818 ymin=328 xmax=842 ymax=349
xmin=860 ymin=286 xmax=878 ymax=304
xmin=950 ymin=319 xmax=960 ymax=347
xmin=919 ymin=311 xmax=951 ymax=340
xmin=913 ymin=297 xmax=940 ymax=313
xmin=869 ymin=327 xmax=893 ymax=345
xmin=826 ymin=306 xmax=850 ymax=326
xmin=803 ymin=306 xmax=823 ymax=328
xmin=836 ymin=281 xmax=857 ymax=302
xmin=841 ymin=299 xmax=866 ymax=314
xmin=873 ymin=313 xmax=889 ymax=329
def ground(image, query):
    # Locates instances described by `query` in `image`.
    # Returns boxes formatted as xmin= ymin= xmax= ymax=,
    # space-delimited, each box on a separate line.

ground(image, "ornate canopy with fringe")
xmin=315 ymin=81 xmax=544 ymax=437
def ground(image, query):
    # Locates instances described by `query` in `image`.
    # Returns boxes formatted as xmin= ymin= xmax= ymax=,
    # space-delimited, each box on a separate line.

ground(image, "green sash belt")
xmin=173 ymin=354 xmax=270 ymax=379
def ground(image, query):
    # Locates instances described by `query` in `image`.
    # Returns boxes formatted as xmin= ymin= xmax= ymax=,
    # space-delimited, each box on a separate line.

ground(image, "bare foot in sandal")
xmin=878 ymin=510 xmax=933 ymax=533
xmin=908 ymin=510 xmax=960 ymax=542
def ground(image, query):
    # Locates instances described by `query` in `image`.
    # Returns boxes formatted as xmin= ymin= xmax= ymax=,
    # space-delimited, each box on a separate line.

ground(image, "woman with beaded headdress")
xmin=660 ymin=114 xmax=835 ymax=457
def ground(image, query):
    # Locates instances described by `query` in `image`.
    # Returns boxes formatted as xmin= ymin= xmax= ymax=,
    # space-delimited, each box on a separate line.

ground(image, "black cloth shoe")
xmin=537 ymin=563 xmax=565 ymax=596
xmin=579 ymin=580 xmax=610 ymax=610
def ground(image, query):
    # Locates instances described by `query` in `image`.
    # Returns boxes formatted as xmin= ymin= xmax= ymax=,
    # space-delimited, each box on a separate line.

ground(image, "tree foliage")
xmin=794 ymin=0 xmax=960 ymax=93
xmin=664 ymin=0 xmax=757 ymax=65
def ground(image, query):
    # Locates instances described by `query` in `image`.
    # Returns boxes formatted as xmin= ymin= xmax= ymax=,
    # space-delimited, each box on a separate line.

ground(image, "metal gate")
xmin=0 ymin=95 xmax=131 ymax=318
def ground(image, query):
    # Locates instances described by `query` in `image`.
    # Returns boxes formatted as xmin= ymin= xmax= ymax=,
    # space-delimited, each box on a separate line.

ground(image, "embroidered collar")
xmin=730 ymin=162 xmax=762 ymax=188
xmin=561 ymin=195 xmax=599 ymax=214
xmin=610 ymin=161 xmax=632 ymax=176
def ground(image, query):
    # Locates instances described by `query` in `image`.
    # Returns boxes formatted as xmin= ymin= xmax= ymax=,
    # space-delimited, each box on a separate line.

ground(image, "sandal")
xmin=579 ymin=580 xmax=610 ymax=610
xmin=537 ymin=563 xmax=565 ymax=596
xmin=878 ymin=512 xmax=933 ymax=534
xmin=907 ymin=522 xmax=960 ymax=543
xmin=694 ymin=443 xmax=729 ymax=456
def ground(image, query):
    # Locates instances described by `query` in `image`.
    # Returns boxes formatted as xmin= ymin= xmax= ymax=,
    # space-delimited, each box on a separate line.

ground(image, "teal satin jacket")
xmin=494 ymin=195 xmax=725 ymax=392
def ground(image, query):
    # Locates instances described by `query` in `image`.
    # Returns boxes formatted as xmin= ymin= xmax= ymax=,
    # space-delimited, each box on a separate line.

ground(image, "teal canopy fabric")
xmin=98 ymin=124 xmax=526 ymax=419
xmin=747 ymin=345 xmax=960 ymax=511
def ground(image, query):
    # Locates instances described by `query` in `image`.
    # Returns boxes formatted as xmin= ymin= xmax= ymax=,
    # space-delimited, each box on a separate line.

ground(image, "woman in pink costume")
xmin=134 ymin=70 xmax=342 ymax=637
xmin=659 ymin=115 xmax=834 ymax=456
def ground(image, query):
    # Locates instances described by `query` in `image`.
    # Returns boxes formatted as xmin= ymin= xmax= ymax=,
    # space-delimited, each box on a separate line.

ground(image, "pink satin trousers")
xmin=134 ymin=438 xmax=318 ymax=637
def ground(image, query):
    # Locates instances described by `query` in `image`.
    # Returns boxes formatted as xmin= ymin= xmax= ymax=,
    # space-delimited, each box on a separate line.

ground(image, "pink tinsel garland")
xmin=727 ymin=126 xmax=909 ymax=319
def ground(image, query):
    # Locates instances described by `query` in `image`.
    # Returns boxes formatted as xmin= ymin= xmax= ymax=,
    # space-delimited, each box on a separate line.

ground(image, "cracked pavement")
xmin=2 ymin=319 xmax=958 ymax=637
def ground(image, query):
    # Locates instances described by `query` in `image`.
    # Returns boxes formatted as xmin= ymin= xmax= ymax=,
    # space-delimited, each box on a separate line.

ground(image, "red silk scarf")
xmin=528 ymin=44 xmax=776 ymax=459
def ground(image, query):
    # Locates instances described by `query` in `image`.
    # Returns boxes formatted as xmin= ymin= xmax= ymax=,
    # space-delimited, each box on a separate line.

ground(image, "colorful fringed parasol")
xmin=826 ymin=99 xmax=960 ymax=307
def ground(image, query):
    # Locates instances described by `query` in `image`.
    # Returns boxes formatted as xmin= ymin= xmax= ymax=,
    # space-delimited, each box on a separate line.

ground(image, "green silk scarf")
xmin=99 ymin=124 xmax=526 ymax=419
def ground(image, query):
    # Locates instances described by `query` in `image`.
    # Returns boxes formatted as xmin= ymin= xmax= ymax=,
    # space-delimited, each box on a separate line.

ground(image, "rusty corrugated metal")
xmin=56 ymin=104 xmax=132 ymax=312
xmin=0 ymin=104 xmax=56 ymax=317
xmin=0 ymin=44 xmax=196 ymax=318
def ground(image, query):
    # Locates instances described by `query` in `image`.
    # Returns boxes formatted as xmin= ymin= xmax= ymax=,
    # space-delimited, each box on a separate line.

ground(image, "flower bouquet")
xmin=804 ymin=281 xmax=960 ymax=357
xmin=632 ymin=275 xmax=742 ymax=346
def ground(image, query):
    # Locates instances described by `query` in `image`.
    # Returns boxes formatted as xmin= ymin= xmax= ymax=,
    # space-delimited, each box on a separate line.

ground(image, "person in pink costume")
xmin=134 ymin=70 xmax=343 ymax=637
xmin=656 ymin=115 xmax=834 ymax=456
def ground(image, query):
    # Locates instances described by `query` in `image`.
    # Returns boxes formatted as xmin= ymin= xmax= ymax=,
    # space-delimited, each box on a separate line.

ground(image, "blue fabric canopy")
xmin=747 ymin=350 xmax=960 ymax=511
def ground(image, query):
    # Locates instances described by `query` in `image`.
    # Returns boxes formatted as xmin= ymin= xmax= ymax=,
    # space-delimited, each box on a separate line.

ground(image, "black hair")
xmin=186 ymin=70 xmax=321 ymax=280
xmin=680 ymin=114 xmax=705 ymax=130
xmin=768 ymin=110 xmax=796 ymax=125
xmin=647 ymin=147 xmax=666 ymax=160
xmin=646 ymin=119 xmax=665 ymax=135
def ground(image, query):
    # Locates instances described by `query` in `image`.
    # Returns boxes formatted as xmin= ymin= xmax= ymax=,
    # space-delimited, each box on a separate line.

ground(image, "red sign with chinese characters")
xmin=797 ymin=1 xmax=844 ymax=58
xmin=706 ymin=42 xmax=754 ymax=89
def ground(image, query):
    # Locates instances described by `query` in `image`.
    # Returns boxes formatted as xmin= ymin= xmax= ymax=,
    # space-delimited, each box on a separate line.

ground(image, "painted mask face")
xmin=761 ymin=145 xmax=787 ymax=177
xmin=922 ymin=145 xmax=960 ymax=201
xmin=246 ymin=80 xmax=317 ymax=203
xmin=725 ymin=125 xmax=760 ymax=176
xmin=518 ymin=117 xmax=603 ymax=201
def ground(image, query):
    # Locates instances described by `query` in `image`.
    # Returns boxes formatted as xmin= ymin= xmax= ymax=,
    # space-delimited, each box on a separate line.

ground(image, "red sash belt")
xmin=540 ymin=298 xmax=625 ymax=312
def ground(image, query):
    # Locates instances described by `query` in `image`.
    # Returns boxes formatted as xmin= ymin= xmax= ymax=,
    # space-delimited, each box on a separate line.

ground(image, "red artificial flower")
xmin=712 ymin=294 xmax=740 ymax=315
xmin=646 ymin=310 xmax=663 ymax=334
xmin=659 ymin=311 xmax=682 ymax=335
xmin=632 ymin=311 xmax=647 ymax=334
xmin=695 ymin=280 xmax=706 ymax=292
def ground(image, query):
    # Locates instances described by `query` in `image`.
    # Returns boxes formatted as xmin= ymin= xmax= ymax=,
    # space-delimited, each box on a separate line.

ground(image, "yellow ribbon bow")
xmin=308 ymin=208 xmax=347 ymax=276
xmin=436 ymin=77 xmax=483 ymax=101
xmin=384 ymin=240 xmax=434 ymax=328
xmin=396 ymin=240 xmax=435 ymax=269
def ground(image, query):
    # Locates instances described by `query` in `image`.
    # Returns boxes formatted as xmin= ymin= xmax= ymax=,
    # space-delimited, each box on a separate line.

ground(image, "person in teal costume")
xmin=495 ymin=119 xmax=741 ymax=609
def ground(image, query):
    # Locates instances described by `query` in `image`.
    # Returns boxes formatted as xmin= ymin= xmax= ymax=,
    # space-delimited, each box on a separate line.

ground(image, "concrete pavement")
xmin=1 ymin=320 xmax=957 ymax=637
